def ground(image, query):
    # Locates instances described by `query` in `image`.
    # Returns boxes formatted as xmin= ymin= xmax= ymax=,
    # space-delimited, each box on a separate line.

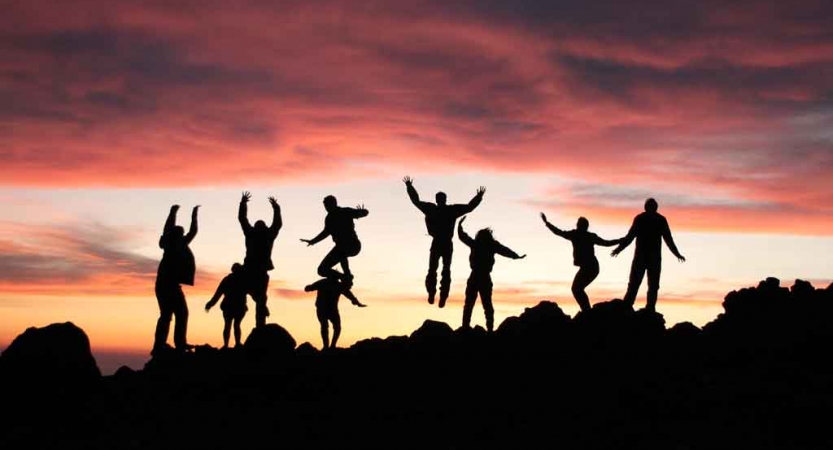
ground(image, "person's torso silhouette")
xmin=217 ymin=270 xmax=247 ymax=313
xmin=243 ymin=227 xmax=278 ymax=271
xmin=326 ymin=207 xmax=363 ymax=247
xmin=309 ymin=277 xmax=344 ymax=310
xmin=631 ymin=211 xmax=671 ymax=260
xmin=564 ymin=230 xmax=601 ymax=267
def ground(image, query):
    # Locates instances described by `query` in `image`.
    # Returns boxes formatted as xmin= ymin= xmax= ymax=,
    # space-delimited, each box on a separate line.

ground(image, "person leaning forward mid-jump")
xmin=238 ymin=191 xmax=282 ymax=328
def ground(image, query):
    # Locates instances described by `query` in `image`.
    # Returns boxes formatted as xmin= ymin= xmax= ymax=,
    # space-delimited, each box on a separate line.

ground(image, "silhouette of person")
xmin=238 ymin=191 xmax=282 ymax=328
xmin=154 ymin=204 xmax=199 ymax=354
xmin=305 ymin=276 xmax=366 ymax=349
xmin=457 ymin=216 xmax=525 ymax=332
xmin=403 ymin=176 xmax=485 ymax=308
xmin=301 ymin=196 xmax=368 ymax=286
xmin=611 ymin=198 xmax=686 ymax=312
xmin=540 ymin=213 xmax=622 ymax=312
xmin=205 ymin=263 xmax=248 ymax=349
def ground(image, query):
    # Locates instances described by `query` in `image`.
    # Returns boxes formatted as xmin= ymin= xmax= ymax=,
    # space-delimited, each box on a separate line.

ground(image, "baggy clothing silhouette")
xmin=154 ymin=205 xmax=198 ymax=353
xmin=205 ymin=263 xmax=248 ymax=348
xmin=305 ymin=276 xmax=365 ymax=349
xmin=404 ymin=177 xmax=484 ymax=307
xmin=458 ymin=218 xmax=524 ymax=331
xmin=542 ymin=215 xmax=621 ymax=311
xmin=612 ymin=199 xmax=685 ymax=311
xmin=303 ymin=197 xmax=368 ymax=285
xmin=238 ymin=193 xmax=282 ymax=327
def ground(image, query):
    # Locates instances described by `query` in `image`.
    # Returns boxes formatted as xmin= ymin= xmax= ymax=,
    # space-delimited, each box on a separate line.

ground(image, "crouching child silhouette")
xmin=205 ymin=263 xmax=248 ymax=349
xmin=304 ymin=276 xmax=366 ymax=349
xmin=457 ymin=216 xmax=525 ymax=332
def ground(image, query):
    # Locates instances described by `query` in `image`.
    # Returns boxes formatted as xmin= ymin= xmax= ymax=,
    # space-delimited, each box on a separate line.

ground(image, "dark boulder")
xmin=244 ymin=323 xmax=296 ymax=359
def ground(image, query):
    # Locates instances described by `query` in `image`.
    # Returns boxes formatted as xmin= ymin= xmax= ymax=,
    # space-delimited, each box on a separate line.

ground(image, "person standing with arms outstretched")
xmin=154 ymin=204 xmax=199 ymax=354
xmin=239 ymin=191 xmax=282 ymax=328
xmin=403 ymin=176 xmax=485 ymax=308
xmin=540 ymin=213 xmax=622 ymax=312
xmin=611 ymin=198 xmax=685 ymax=312
xmin=457 ymin=216 xmax=525 ymax=332
xmin=301 ymin=195 xmax=368 ymax=286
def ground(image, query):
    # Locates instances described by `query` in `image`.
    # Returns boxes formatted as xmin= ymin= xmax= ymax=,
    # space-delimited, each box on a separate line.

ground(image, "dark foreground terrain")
xmin=2 ymin=277 xmax=833 ymax=450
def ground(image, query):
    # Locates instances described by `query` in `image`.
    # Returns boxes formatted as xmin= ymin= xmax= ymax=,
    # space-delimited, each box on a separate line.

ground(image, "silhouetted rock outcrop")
xmin=5 ymin=279 xmax=833 ymax=450
xmin=0 ymin=322 xmax=100 ymax=392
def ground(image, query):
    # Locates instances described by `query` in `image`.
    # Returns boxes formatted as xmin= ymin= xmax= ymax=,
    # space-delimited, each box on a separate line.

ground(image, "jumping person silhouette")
xmin=403 ymin=176 xmax=485 ymax=307
xmin=205 ymin=263 xmax=248 ymax=349
xmin=540 ymin=213 xmax=622 ymax=312
xmin=301 ymin=196 xmax=368 ymax=286
xmin=611 ymin=198 xmax=686 ymax=312
xmin=238 ymin=191 xmax=282 ymax=328
xmin=154 ymin=204 xmax=199 ymax=354
xmin=457 ymin=216 xmax=525 ymax=332
xmin=304 ymin=275 xmax=366 ymax=349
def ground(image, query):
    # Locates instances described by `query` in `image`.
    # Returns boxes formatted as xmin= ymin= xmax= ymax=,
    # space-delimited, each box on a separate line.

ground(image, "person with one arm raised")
xmin=540 ymin=213 xmax=622 ymax=312
xmin=457 ymin=216 xmax=525 ymax=332
xmin=304 ymin=275 xmax=366 ymax=350
xmin=403 ymin=176 xmax=485 ymax=308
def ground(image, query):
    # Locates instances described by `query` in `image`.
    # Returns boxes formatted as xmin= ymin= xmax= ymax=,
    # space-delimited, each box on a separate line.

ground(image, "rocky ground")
xmin=2 ymin=277 xmax=833 ymax=449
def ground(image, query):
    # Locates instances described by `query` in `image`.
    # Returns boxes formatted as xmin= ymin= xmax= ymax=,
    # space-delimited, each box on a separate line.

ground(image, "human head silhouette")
xmin=435 ymin=192 xmax=447 ymax=206
xmin=645 ymin=198 xmax=658 ymax=213
xmin=231 ymin=263 xmax=243 ymax=273
xmin=254 ymin=220 xmax=267 ymax=231
xmin=577 ymin=217 xmax=589 ymax=232
xmin=171 ymin=226 xmax=185 ymax=239
xmin=323 ymin=195 xmax=337 ymax=212
xmin=475 ymin=228 xmax=494 ymax=243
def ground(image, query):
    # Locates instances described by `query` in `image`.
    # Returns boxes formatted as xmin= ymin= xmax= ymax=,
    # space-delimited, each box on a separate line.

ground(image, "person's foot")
xmin=428 ymin=292 xmax=435 ymax=305
xmin=438 ymin=295 xmax=447 ymax=308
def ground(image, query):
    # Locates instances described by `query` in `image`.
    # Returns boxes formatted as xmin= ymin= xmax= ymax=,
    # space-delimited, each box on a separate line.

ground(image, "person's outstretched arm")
xmin=185 ymin=205 xmax=200 ymax=244
xmin=403 ymin=176 xmax=432 ymax=214
xmin=495 ymin=241 xmax=526 ymax=260
xmin=540 ymin=213 xmax=569 ymax=240
xmin=611 ymin=217 xmax=638 ymax=257
xmin=160 ymin=204 xmax=179 ymax=248
xmin=342 ymin=288 xmax=366 ymax=307
xmin=457 ymin=216 xmax=474 ymax=247
xmin=268 ymin=196 xmax=282 ymax=236
xmin=345 ymin=204 xmax=369 ymax=219
xmin=454 ymin=186 xmax=486 ymax=216
xmin=661 ymin=218 xmax=686 ymax=262
xmin=205 ymin=278 xmax=226 ymax=311
xmin=594 ymin=235 xmax=622 ymax=247
xmin=301 ymin=227 xmax=330 ymax=247
xmin=239 ymin=191 xmax=253 ymax=233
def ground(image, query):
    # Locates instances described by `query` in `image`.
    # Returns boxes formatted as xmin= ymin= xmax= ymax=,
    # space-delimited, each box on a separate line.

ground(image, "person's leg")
xmin=153 ymin=283 xmax=174 ymax=352
xmin=318 ymin=246 xmax=346 ymax=280
xmin=317 ymin=308 xmax=329 ymax=349
xmin=331 ymin=311 xmax=342 ymax=348
xmin=646 ymin=258 xmax=662 ymax=312
xmin=249 ymin=270 xmax=270 ymax=328
xmin=172 ymin=285 xmax=190 ymax=350
xmin=462 ymin=274 xmax=478 ymax=329
xmin=480 ymin=275 xmax=494 ymax=332
xmin=338 ymin=240 xmax=361 ymax=283
xmin=233 ymin=316 xmax=243 ymax=347
xmin=425 ymin=241 xmax=441 ymax=304
xmin=623 ymin=256 xmax=647 ymax=307
xmin=438 ymin=241 xmax=453 ymax=308
xmin=571 ymin=260 xmax=600 ymax=312
xmin=222 ymin=316 xmax=231 ymax=349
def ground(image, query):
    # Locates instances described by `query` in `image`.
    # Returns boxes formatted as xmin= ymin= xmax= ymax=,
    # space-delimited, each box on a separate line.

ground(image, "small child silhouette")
xmin=304 ymin=275 xmax=366 ymax=349
xmin=205 ymin=263 xmax=248 ymax=349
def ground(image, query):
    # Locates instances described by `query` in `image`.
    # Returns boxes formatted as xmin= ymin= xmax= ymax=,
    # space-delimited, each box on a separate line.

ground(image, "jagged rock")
xmin=296 ymin=342 xmax=318 ymax=357
xmin=351 ymin=335 xmax=409 ymax=353
xmin=791 ymin=279 xmax=815 ymax=298
xmin=244 ymin=323 xmax=296 ymax=359
xmin=0 ymin=322 xmax=100 ymax=390
xmin=496 ymin=301 xmax=569 ymax=342
xmin=410 ymin=319 xmax=454 ymax=344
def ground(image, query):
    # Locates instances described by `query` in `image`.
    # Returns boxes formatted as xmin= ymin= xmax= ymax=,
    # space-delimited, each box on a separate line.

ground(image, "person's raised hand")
xmin=300 ymin=238 xmax=312 ymax=246
xmin=241 ymin=191 xmax=251 ymax=203
xmin=356 ymin=203 xmax=367 ymax=211
xmin=268 ymin=196 xmax=279 ymax=207
xmin=171 ymin=204 xmax=180 ymax=212
xmin=540 ymin=212 xmax=548 ymax=223
xmin=192 ymin=205 xmax=200 ymax=215
xmin=677 ymin=255 xmax=686 ymax=263
xmin=476 ymin=186 xmax=486 ymax=196
xmin=403 ymin=176 xmax=413 ymax=185
xmin=517 ymin=254 xmax=527 ymax=260
xmin=205 ymin=302 xmax=213 ymax=312
xmin=611 ymin=248 xmax=621 ymax=257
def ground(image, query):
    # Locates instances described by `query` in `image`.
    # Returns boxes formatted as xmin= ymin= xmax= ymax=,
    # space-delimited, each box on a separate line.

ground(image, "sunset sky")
xmin=1 ymin=0 xmax=832 ymax=373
